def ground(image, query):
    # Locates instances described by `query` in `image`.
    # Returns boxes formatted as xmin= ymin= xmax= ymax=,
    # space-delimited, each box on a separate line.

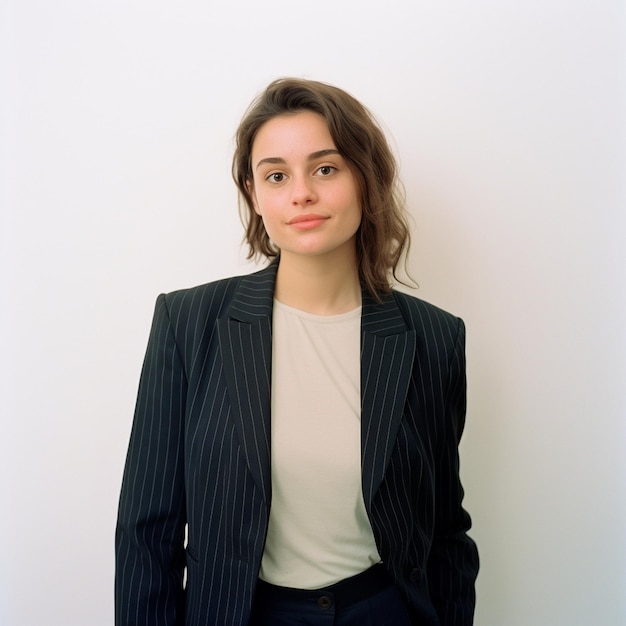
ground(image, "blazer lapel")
xmin=217 ymin=263 xmax=278 ymax=505
xmin=361 ymin=291 xmax=416 ymax=507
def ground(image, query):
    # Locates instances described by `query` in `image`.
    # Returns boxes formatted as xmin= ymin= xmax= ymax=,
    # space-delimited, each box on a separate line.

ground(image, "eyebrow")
xmin=255 ymin=149 xmax=341 ymax=170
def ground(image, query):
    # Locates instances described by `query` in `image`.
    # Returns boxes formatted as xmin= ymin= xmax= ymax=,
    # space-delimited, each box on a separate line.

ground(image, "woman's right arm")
xmin=115 ymin=294 xmax=188 ymax=626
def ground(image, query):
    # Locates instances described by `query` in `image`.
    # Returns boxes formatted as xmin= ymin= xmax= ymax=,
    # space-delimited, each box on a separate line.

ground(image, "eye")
xmin=266 ymin=172 xmax=286 ymax=183
xmin=317 ymin=165 xmax=336 ymax=176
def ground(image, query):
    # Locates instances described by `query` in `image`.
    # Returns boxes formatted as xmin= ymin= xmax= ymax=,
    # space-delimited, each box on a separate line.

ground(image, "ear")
xmin=246 ymin=179 xmax=261 ymax=215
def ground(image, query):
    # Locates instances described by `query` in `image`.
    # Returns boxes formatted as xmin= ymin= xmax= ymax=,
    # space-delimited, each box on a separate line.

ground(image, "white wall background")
xmin=2 ymin=0 xmax=624 ymax=624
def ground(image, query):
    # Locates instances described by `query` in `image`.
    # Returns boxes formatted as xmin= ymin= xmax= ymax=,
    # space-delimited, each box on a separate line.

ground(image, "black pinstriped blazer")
xmin=115 ymin=262 xmax=478 ymax=626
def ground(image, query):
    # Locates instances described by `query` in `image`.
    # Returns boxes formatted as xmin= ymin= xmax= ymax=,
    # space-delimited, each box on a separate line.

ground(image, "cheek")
xmin=252 ymin=186 xmax=284 ymax=219
xmin=344 ymin=189 xmax=362 ymax=222
xmin=340 ymin=177 xmax=361 ymax=213
xmin=252 ymin=190 xmax=271 ymax=217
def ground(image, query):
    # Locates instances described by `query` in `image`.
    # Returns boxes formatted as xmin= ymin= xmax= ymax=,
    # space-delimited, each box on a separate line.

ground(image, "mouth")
xmin=287 ymin=214 xmax=329 ymax=230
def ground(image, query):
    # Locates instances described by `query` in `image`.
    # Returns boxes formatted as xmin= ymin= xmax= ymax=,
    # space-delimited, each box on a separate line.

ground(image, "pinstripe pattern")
xmin=115 ymin=262 xmax=478 ymax=626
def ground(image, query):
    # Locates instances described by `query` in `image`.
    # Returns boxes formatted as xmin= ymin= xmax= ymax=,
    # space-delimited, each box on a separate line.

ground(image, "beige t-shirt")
xmin=259 ymin=300 xmax=381 ymax=589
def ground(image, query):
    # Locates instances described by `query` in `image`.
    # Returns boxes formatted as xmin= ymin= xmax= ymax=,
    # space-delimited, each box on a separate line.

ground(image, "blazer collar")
xmin=224 ymin=260 xmax=410 ymax=333
xmin=225 ymin=262 xmax=278 ymax=323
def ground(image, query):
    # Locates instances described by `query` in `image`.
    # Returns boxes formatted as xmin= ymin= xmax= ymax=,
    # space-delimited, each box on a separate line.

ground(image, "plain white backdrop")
xmin=2 ymin=1 xmax=625 ymax=624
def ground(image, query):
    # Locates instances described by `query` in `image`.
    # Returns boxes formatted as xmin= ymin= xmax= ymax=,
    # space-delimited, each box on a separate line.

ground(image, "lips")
xmin=287 ymin=214 xmax=329 ymax=231
xmin=288 ymin=214 xmax=328 ymax=225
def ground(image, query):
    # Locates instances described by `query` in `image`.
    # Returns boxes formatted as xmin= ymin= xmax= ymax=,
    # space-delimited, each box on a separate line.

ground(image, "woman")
xmin=115 ymin=78 xmax=479 ymax=626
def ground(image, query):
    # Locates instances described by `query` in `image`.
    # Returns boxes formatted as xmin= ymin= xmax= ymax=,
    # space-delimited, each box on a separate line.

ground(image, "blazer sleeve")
xmin=427 ymin=318 xmax=479 ymax=625
xmin=115 ymin=294 xmax=187 ymax=626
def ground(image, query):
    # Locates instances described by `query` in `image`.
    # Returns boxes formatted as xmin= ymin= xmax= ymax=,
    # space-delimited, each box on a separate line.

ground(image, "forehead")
xmin=251 ymin=111 xmax=335 ymax=158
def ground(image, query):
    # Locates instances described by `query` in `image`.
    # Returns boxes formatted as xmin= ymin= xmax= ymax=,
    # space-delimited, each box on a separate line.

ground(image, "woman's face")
xmin=248 ymin=111 xmax=362 ymax=263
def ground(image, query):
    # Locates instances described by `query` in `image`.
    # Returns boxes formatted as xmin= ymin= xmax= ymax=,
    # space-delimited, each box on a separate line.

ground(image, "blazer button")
xmin=317 ymin=595 xmax=333 ymax=610
xmin=409 ymin=567 xmax=421 ymax=583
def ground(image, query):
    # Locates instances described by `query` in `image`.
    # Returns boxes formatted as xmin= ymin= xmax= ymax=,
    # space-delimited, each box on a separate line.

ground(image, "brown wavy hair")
xmin=232 ymin=77 xmax=411 ymax=300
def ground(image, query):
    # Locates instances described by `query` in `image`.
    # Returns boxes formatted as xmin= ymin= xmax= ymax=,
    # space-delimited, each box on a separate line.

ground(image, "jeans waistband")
xmin=255 ymin=564 xmax=392 ymax=611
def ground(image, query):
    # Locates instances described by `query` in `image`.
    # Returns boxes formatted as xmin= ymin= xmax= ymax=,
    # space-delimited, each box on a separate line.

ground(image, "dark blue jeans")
xmin=249 ymin=565 xmax=412 ymax=626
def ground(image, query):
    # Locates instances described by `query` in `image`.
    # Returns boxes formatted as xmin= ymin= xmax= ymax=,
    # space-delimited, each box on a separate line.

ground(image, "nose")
xmin=290 ymin=175 xmax=317 ymax=206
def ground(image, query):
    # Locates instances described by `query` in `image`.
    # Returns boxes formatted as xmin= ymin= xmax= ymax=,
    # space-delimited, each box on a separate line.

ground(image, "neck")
xmin=274 ymin=250 xmax=361 ymax=315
